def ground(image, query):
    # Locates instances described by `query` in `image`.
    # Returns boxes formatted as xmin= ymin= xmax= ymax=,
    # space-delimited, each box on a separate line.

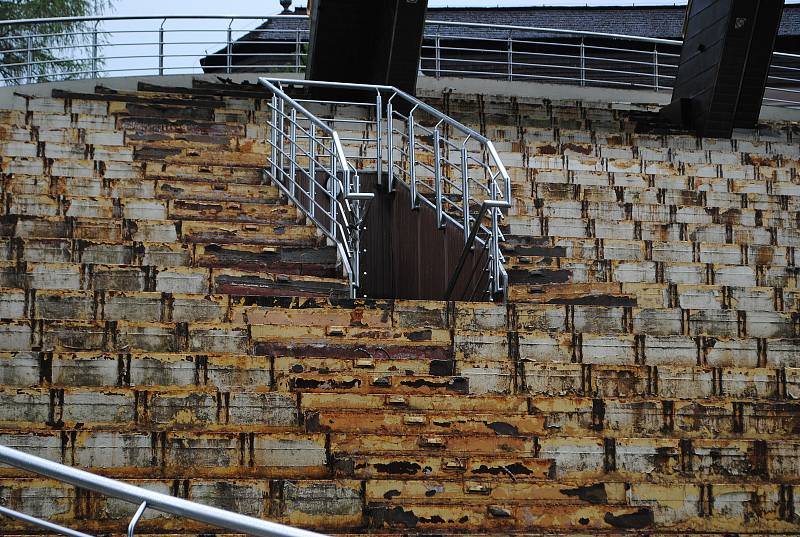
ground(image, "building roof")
xmin=244 ymin=4 xmax=800 ymax=42
xmin=204 ymin=3 xmax=800 ymax=68
xmin=424 ymin=5 xmax=800 ymax=40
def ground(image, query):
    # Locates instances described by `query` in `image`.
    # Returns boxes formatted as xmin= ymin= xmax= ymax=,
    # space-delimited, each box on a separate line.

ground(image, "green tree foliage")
xmin=0 ymin=0 xmax=113 ymax=84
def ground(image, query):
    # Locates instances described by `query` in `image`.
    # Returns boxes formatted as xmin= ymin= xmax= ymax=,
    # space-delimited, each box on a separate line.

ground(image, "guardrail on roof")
xmin=0 ymin=15 xmax=798 ymax=109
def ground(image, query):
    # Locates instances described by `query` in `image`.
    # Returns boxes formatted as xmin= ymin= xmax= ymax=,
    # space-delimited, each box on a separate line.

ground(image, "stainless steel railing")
xmin=260 ymin=78 xmax=373 ymax=298
xmin=1 ymin=15 xmax=798 ymax=109
xmin=0 ymin=15 xmax=308 ymax=84
xmin=0 ymin=444 xmax=328 ymax=537
xmin=260 ymin=78 xmax=511 ymax=301
xmin=420 ymin=20 xmax=800 ymax=109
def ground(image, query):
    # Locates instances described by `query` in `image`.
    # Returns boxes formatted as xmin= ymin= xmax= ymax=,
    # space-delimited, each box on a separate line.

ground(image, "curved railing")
xmin=0 ymin=15 xmax=798 ymax=108
xmin=260 ymin=77 xmax=512 ymax=301
xmin=259 ymin=78 xmax=373 ymax=299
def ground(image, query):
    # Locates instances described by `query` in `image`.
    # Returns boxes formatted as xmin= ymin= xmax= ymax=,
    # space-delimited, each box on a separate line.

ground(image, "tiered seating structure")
xmin=0 ymin=80 xmax=798 ymax=536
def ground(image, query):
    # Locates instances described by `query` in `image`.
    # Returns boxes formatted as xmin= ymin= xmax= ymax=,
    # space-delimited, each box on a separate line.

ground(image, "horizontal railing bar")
xmin=0 ymin=504 xmax=95 ymax=537
xmin=0 ymin=15 xmax=303 ymax=25
xmin=425 ymin=19 xmax=683 ymax=45
xmin=0 ymin=445 xmax=329 ymax=537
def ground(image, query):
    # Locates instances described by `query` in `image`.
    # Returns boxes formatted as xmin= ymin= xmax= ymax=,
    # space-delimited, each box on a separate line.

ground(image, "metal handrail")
xmin=260 ymin=77 xmax=511 ymax=300
xmin=425 ymin=19 xmax=683 ymax=46
xmin=259 ymin=78 xmax=373 ymax=298
xmin=0 ymin=504 xmax=94 ymax=537
xmin=0 ymin=445 xmax=328 ymax=537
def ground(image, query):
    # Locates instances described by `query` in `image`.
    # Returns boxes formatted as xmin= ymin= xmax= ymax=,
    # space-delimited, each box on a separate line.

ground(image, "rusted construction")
xmin=0 ymin=77 xmax=798 ymax=536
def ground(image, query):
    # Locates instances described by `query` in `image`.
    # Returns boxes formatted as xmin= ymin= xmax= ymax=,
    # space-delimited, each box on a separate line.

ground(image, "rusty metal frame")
xmin=0 ymin=445 xmax=329 ymax=537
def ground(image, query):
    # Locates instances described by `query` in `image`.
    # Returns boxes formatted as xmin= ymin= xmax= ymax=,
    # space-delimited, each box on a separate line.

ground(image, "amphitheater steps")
xmin=0 ymin=82 xmax=799 ymax=535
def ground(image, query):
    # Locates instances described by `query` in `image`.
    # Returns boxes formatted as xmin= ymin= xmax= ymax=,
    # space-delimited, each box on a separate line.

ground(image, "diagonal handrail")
xmin=259 ymin=78 xmax=374 ymax=298
xmin=260 ymin=77 xmax=511 ymax=301
xmin=0 ymin=504 xmax=95 ymax=537
xmin=0 ymin=444 xmax=328 ymax=537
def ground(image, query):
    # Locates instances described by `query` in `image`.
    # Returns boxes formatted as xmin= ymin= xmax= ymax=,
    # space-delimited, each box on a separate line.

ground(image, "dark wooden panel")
xmin=359 ymin=173 xmax=490 ymax=301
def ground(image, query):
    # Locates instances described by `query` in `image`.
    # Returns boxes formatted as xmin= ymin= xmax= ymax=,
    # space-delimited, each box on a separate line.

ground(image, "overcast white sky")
xmin=109 ymin=0 xmax=799 ymax=17
xmin=111 ymin=0 xmax=695 ymax=17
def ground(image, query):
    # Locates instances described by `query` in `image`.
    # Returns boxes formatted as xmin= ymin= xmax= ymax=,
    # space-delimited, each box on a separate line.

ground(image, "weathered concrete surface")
xmin=0 ymin=79 xmax=798 ymax=536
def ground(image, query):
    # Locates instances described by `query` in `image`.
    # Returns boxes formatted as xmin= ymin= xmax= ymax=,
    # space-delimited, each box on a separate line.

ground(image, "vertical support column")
xmin=580 ymin=38 xmax=586 ymax=87
xmin=408 ymin=113 xmax=417 ymax=209
xmin=489 ymin=181 xmax=500 ymax=294
xmin=295 ymin=30 xmax=302 ymax=73
xmin=25 ymin=32 xmax=33 ymax=84
xmin=434 ymin=127 xmax=443 ymax=228
xmin=307 ymin=123 xmax=315 ymax=200
xmin=278 ymin=99 xmax=286 ymax=184
xmin=387 ymin=99 xmax=394 ymax=192
xmin=270 ymin=94 xmax=278 ymax=183
xmin=435 ymin=34 xmax=441 ymax=79
xmin=226 ymin=20 xmax=233 ymax=74
xmin=331 ymin=166 xmax=339 ymax=238
xmin=507 ymin=31 xmax=513 ymax=82
xmin=375 ymin=91 xmax=383 ymax=183
xmin=158 ymin=20 xmax=165 ymax=76
xmin=653 ymin=45 xmax=660 ymax=92
xmin=289 ymin=107 xmax=297 ymax=191
xmin=490 ymin=180 xmax=500 ymax=296
xmin=92 ymin=21 xmax=99 ymax=78
xmin=461 ymin=145 xmax=469 ymax=244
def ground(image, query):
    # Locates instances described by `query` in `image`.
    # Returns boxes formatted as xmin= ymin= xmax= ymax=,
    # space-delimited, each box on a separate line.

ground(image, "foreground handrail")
xmin=0 ymin=445 xmax=327 ymax=537
xmin=0 ymin=504 xmax=95 ymax=537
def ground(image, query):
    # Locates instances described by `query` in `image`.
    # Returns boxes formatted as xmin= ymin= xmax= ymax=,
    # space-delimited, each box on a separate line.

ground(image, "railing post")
xmin=435 ymin=33 xmax=441 ymax=79
xmin=278 ymin=99 xmax=285 ymax=178
xmin=489 ymin=180 xmax=499 ymax=296
xmin=507 ymin=30 xmax=513 ymax=82
xmin=408 ymin=113 xmax=417 ymax=209
xmin=289 ymin=107 xmax=297 ymax=191
xmin=25 ymin=32 xmax=33 ymax=84
xmin=330 ymin=169 xmax=338 ymax=239
xmin=92 ymin=20 xmax=99 ymax=78
xmin=307 ymin=123 xmax=315 ymax=200
xmin=295 ymin=29 xmax=302 ymax=73
xmin=653 ymin=45 xmax=659 ymax=92
xmin=226 ymin=20 xmax=234 ymax=74
xmin=434 ymin=127 xmax=443 ymax=228
xmin=387 ymin=99 xmax=394 ymax=192
xmin=375 ymin=91 xmax=383 ymax=183
xmin=270 ymin=94 xmax=278 ymax=183
xmin=580 ymin=37 xmax=585 ymax=87
xmin=158 ymin=20 xmax=165 ymax=76
xmin=461 ymin=145 xmax=469 ymax=244
xmin=128 ymin=502 xmax=147 ymax=537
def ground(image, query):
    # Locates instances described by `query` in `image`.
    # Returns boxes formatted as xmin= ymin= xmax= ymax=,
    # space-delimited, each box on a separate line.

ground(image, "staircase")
xmin=0 ymin=78 xmax=799 ymax=535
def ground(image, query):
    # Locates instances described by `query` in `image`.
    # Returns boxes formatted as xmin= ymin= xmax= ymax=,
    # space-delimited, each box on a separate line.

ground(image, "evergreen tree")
xmin=0 ymin=0 xmax=113 ymax=84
